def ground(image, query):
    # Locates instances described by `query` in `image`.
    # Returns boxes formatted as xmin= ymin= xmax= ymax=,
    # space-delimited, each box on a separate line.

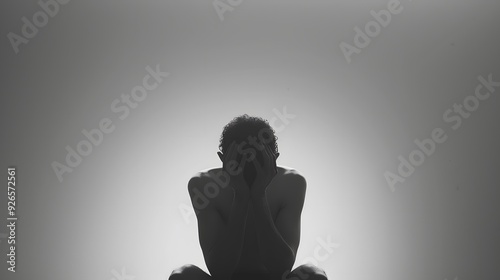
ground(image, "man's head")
xmin=218 ymin=114 xmax=279 ymax=155
xmin=217 ymin=114 xmax=279 ymax=184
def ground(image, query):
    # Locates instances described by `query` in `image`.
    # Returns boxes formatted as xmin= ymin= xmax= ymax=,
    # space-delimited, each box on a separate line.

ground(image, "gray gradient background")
xmin=1 ymin=0 xmax=499 ymax=280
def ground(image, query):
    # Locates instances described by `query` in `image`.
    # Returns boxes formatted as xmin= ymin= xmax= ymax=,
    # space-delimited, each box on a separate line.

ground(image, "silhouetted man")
xmin=169 ymin=115 xmax=328 ymax=280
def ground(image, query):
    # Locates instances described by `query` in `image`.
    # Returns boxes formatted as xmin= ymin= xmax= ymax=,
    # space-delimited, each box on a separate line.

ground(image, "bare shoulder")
xmin=276 ymin=166 xmax=306 ymax=184
xmin=187 ymin=166 xmax=306 ymax=197
xmin=272 ymin=166 xmax=307 ymax=198
xmin=187 ymin=168 xmax=230 ymax=214
xmin=187 ymin=167 xmax=230 ymax=202
xmin=187 ymin=168 xmax=218 ymax=190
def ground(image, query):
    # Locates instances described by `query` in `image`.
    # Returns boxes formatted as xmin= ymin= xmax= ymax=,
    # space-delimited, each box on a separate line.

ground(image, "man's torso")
xmin=198 ymin=166 xmax=300 ymax=274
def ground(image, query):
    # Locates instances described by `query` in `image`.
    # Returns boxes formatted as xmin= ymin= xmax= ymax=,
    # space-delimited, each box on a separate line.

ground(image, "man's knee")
xmin=288 ymin=264 xmax=327 ymax=280
xmin=169 ymin=264 xmax=209 ymax=280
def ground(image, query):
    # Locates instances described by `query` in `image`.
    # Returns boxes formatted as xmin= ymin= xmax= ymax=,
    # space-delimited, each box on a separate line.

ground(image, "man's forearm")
xmin=206 ymin=193 xmax=249 ymax=280
xmin=251 ymin=195 xmax=295 ymax=273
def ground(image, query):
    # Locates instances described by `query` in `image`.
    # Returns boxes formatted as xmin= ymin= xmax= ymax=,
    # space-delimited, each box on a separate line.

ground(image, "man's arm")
xmin=251 ymin=172 xmax=306 ymax=275
xmin=188 ymin=175 xmax=249 ymax=280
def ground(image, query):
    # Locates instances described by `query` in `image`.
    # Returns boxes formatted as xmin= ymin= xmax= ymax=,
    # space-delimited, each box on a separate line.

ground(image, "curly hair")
xmin=219 ymin=114 xmax=278 ymax=155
